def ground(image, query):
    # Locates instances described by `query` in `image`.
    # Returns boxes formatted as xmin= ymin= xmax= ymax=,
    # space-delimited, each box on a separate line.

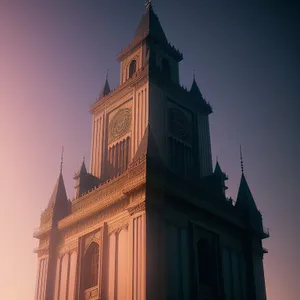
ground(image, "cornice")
xmin=58 ymin=159 xmax=146 ymax=232
xmin=90 ymin=67 xmax=149 ymax=115
xmin=33 ymin=157 xmax=147 ymax=241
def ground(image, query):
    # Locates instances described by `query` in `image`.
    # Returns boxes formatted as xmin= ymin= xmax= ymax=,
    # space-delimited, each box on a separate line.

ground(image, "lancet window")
xmin=129 ymin=60 xmax=137 ymax=78
xmin=83 ymin=242 xmax=99 ymax=290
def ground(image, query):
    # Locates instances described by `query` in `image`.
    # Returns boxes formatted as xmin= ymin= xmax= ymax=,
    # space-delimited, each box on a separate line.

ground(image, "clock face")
xmin=109 ymin=108 xmax=132 ymax=142
xmin=169 ymin=108 xmax=191 ymax=142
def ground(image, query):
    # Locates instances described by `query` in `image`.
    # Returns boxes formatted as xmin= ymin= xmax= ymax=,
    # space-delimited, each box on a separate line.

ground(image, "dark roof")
xmin=235 ymin=173 xmax=258 ymax=211
xmin=117 ymin=3 xmax=182 ymax=62
xmin=214 ymin=161 xmax=228 ymax=180
xmin=74 ymin=160 xmax=87 ymax=179
xmin=190 ymin=78 xmax=204 ymax=100
xmin=133 ymin=3 xmax=168 ymax=45
xmin=47 ymin=172 xmax=68 ymax=208
xmin=98 ymin=77 xmax=111 ymax=100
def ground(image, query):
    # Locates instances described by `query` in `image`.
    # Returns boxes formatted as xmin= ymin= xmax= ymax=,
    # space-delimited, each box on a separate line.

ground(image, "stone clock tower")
xmin=33 ymin=3 xmax=269 ymax=300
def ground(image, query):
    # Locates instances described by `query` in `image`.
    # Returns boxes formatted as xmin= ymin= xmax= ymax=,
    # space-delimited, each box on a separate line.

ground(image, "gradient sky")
xmin=0 ymin=1 xmax=299 ymax=299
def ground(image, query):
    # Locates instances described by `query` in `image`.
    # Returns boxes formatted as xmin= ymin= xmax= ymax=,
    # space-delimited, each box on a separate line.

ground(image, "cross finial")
xmin=240 ymin=145 xmax=244 ymax=174
xmin=60 ymin=146 xmax=64 ymax=173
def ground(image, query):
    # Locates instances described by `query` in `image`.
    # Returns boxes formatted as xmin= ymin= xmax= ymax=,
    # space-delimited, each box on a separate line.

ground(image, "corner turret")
xmin=213 ymin=160 xmax=228 ymax=198
xmin=97 ymin=75 xmax=111 ymax=101
xmin=73 ymin=158 xmax=101 ymax=198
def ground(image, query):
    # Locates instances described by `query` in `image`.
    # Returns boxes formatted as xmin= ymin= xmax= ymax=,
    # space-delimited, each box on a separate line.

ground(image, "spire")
xmin=214 ymin=160 xmax=226 ymax=178
xmin=60 ymin=146 xmax=64 ymax=173
xmin=235 ymin=149 xmax=258 ymax=212
xmin=132 ymin=1 xmax=168 ymax=45
xmin=145 ymin=0 xmax=152 ymax=9
xmin=240 ymin=144 xmax=244 ymax=174
xmin=47 ymin=172 xmax=68 ymax=209
xmin=79 ymin=157 xmax=87 ymax=175
xmin=98 ymin=75 xmax=111 ymax=100
xmin=190 ymin=76 xmax=204 ymax=99
xmin=236 ymin=173 xmax=258 ymax=211
xmin=74 ymin=157 xmax=88 ymax=179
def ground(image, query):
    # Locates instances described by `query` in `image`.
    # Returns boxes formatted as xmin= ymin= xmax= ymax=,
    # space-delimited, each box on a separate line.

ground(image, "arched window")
xmin=83 ymin=242 xmax=99 ymax=290
xmin=129 ymin=60 xmax=137 ymax=78
xmin=162 ymin=58 xmax=171 ymax=78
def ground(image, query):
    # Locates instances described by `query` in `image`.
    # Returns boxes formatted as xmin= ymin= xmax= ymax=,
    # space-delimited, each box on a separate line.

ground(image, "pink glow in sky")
xmin=0 ymin=1 xmax=298 ymax=299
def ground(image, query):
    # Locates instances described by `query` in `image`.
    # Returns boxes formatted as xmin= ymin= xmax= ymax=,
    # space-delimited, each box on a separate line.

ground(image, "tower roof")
xmin=235 ymin=173 xmax=258 ymax=211
xmin=74 ymin=158 xmax=88 ymax=179
xmin=117 ymin=3 xmax=182 ymax=62
xmin=214 ymin=161 xmax=228 ymax=180
xmin=132 ymin=2 xmax=168 ymax=45
xmin=98 ymin=77 xmax=111 ymax=100
xmin=47 ymin=172 xmax=68 ymax=209
xmin=190 ymin=77 xmax=204 ymax=99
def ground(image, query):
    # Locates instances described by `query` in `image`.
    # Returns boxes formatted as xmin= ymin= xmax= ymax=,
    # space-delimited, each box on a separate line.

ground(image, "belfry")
xmin=34 ymin=3 xmax=269 ymax=300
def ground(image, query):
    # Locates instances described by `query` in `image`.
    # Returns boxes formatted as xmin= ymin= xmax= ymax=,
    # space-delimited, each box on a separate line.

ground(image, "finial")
xmin=83 ymin=156 xmax=85 ymax=163
xmin=145 ymin=0 xmax=152 ymax=9
xmin=60 ymin=146 xmax=64 ymax=173
xmin=216 ymin=156 xmax=218 ymax=162
xmin=106 ymin=69 xmax=108 ymax=80
xmin=193 ymin=69 xmax=196 ymax=81
xmin=240 ymin=145 xmax=244 ymax=174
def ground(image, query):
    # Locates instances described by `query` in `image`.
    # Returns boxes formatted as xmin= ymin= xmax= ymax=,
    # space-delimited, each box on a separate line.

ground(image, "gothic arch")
xmin=129 ymin=59 xmax=137 ymax=78
xmin=82 ymin=241 xmax=100 ymax=290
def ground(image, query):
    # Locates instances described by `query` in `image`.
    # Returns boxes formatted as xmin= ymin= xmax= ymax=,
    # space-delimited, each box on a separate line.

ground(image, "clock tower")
xmin=34 ymin=3 xmax=269 ymax=300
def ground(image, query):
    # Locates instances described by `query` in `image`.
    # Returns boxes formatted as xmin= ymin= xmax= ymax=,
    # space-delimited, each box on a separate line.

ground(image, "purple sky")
xmin=0 ymin=1 xmax=298 ymax=299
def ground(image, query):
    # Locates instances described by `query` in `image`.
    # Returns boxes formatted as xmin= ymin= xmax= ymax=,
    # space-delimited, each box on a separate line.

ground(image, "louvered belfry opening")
xmin=108 ymin=137 xmax=131 ymax=177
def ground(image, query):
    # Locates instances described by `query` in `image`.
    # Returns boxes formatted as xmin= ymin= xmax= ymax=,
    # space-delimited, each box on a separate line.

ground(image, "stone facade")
xmin=34 ymin=3 xmax=269 ymax=300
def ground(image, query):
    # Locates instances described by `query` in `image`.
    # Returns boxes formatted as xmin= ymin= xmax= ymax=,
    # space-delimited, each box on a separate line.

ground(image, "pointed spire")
xmin=47 ymin=172 xmax=68 ymax=209
xmin=133 ymin=1 xmax=168 ymax=45
xmin=236 ymin=173 xmax=258 ymax=211
xmin=98 ymin=74 xmax=111 ymax=100
xmin=79 ymin=157 xmax=87 ymax=175
xmin=214 ymin=159 xmax=228 ymax=180
xmin=235 ymin=149 xmax=258 ymax=212
xmin=145 ymin=0 xmax=152 ymax=9
xmin=190 ymin=76 xmax=204 ymax=99
xmin=74 ymin=157 xmax=88 ymax=179
xmin=60 ymin=146 xmax=64 ymax=173
xmin=240 ymin=144 xmax=244 ymax=174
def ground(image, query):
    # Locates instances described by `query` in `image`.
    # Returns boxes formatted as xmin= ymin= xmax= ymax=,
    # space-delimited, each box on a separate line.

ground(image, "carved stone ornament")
xmin=108 ymin=219 xmax=129 ymax=235
xmin=62 ymin=197 xmax=130 ymax=240
xmin=127 ymin=201 xmax=146 ymax=216
xmin=84 ymin=287 xmax=98 ymax=300
xmin=84 ymin=229 xmax=101 ymax=253
xmin=109 ymin=108 xmax=132 ymax=143
xmin=58 ymin=241 xmax=78 ymax=257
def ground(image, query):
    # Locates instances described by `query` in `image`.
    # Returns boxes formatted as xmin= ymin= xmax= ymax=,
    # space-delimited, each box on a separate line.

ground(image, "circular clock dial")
xmin=109 ymin=108 xmax=132 ymax=141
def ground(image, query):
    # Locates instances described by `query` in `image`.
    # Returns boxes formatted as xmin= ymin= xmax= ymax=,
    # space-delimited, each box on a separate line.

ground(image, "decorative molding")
xmin=84 ymin=286 xmax=98 ymax=300
xmin=108 ymin=108 xmax=132 ymax=143
xmin=58 ymin=241 xmax=78 ymax=257
xmin=108 ymin=218 xmax=129 ymax=235
xmin=62 ymin=197 xmax=130 ymax=240
xmin=83 ymin=229 xmax=102 ymax=253
xmin=127 ymin=201 xmax=146 ymax=216
xmin=90 ymin=67 xmax=148 ymax=115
